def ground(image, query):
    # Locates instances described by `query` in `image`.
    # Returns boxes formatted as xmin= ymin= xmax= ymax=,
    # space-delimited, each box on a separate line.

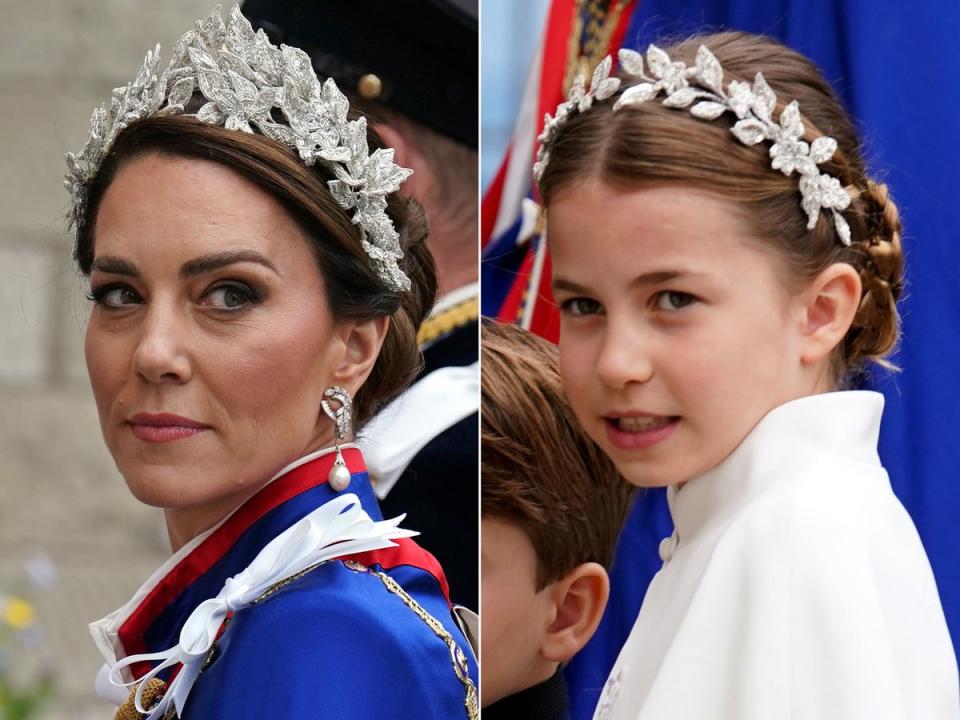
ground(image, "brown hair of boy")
xmin=482 ymin=320 xmax=634 ymax=589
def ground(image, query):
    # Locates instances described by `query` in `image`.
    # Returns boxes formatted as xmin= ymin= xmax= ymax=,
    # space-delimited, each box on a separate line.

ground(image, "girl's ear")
xmin=540 ymin=562 xmax=609 ymax=664
xmin=330 ymin=315 xmax=390 ymax=396
xmin=796 ymin=262 xmax=861 ymax=366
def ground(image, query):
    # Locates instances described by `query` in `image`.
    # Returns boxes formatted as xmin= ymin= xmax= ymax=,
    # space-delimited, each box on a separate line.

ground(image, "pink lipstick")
xmin=128 ymin=413 xmax=211 ymax=443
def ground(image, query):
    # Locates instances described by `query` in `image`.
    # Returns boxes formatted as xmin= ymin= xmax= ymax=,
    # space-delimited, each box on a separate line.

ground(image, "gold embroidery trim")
xmin=563 ymin=0 xmax=629 ymax=96
xmin=251 ymin=561 xmax=326 ymax=605
xmin=343 ymin=560 xmax=479 ymax=719
xmin=417 ymin=297 xmax=479 ymax=347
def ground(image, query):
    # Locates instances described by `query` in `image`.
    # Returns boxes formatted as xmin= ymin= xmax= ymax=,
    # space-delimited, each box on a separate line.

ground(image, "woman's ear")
xmin=796 ymin=262 xmax=862 ymax=366
xmin=540 ymin=562 xmax=609 ymax=664
xmin=330 ymin=315 xmax=390 ymax=395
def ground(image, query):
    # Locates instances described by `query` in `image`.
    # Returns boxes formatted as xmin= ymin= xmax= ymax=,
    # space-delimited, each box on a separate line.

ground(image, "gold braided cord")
xmin=343 ymin=560 xmax=479 ymax=719
xmin=416 ymin=297 xmax=479 ymax=347
xmin=563 ymin=0 xmax=588 ymax=97
xmin=374 ymin=571 xmax=479 ymax=719
xmin=562 ymin=0 xmax=630 ymax=96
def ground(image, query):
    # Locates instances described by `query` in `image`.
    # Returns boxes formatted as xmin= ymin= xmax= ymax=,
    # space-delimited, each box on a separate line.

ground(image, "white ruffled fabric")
xmin=97 ymin=491 xmax=414 ymax=719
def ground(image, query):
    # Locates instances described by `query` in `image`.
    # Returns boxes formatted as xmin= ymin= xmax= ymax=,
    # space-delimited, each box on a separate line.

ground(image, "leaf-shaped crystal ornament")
xmin=618 ymin=49 xmax=646 ymax=77
xmin=64 ymin=3 xmax=412 ymax=291
xmin=534 ymin=43 xmax=854 ymax=247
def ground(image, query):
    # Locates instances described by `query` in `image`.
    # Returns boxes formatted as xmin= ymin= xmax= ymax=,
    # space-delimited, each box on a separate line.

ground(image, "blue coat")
xmin=96 ymin=448 xmax=478 ymax=719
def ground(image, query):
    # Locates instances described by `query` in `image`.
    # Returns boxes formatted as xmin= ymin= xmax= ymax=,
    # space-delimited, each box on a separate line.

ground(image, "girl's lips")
xmin=603 ymin=415 xmax=679 ymax=450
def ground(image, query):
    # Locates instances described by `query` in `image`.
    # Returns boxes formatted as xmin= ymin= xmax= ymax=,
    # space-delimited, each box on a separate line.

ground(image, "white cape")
xmin=595 ymin=391 xmax=959 ymax=720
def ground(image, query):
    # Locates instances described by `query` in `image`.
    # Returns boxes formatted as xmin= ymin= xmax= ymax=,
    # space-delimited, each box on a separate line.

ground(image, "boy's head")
xmin=481 ymin=320 xmax=634 ymax=707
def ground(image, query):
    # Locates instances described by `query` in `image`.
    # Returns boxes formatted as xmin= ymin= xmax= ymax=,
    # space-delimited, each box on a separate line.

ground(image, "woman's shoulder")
xmin=183 ymin=559 xmax=478 ymax=719
xmin=230 ymin=557 xmax=466 ymax=657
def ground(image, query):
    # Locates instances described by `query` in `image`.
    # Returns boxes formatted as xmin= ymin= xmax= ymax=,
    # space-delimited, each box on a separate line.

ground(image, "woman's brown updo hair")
xmin=539 ymin=31 xmax=904 ymax=382
xmin=74 ymin=112 xmax=437 ymax=427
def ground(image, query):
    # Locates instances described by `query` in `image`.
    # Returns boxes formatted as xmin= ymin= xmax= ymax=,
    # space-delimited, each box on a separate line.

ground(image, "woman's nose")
xmin=131 ymin=307 xmax=192 ymax=385
xmin=595 ymin=322 xmax=654 ymax=390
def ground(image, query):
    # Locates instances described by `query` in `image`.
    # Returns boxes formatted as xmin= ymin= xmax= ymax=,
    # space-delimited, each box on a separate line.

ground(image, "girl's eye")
xmin=88 ymin=284 xmax=142 ymax=308
xmin=655 ymin=291 xmax=697 ymax=311
xmin=560 ymin=297 xmax=603 ymax=316
xmin=201 ymin=282 xmax=259 ymax=310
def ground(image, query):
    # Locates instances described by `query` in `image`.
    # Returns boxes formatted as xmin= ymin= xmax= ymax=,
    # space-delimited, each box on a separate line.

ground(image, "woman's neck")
xmin=160 ymin=443 xmax=345 ymax=551
xmin=163 ymin=484 xmax=263 ymax=551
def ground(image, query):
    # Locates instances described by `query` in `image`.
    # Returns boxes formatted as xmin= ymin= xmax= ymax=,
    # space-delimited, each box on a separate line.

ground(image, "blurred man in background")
xmin=243 ymin=0 xmax=479 ymax=610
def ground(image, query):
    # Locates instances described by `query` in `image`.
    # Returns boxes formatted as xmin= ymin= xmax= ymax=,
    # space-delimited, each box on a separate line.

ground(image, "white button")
xmin=658 ymin=533 xmax=679 ymax=562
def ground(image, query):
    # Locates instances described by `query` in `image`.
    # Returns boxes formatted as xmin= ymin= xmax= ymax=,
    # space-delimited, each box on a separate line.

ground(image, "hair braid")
xmin=842 ymin=179 xmax=904 ymax=370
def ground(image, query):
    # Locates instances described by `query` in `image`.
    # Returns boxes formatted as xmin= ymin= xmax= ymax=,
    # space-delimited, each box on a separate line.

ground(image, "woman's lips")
xmin=128 ymin=413 xmax=211 ymax=443
xmin=603 ymin=414 xmax=679 ymax=450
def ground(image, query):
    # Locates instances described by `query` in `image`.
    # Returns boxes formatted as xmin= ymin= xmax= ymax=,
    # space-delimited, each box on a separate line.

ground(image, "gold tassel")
xmin=114 ymin=678 xmax=168 ymax=720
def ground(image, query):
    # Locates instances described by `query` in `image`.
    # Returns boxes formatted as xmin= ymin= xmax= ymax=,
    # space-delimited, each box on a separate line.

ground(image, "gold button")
xmin=357 ymin=73 xmax=382 ymax=99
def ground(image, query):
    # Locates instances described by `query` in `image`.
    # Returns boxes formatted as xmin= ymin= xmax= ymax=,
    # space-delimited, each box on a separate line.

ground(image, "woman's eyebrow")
xmin=179 ymin=250 xmax=280 ymax=278
xmin=91 ymin=256 xmax=140 ymax=277
xmin=90 ymin=250 xmax=282 ymax=278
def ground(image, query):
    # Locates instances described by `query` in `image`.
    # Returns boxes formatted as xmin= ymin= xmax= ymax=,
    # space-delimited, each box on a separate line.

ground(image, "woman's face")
xmin=549 ymin=180 xmax=815 ymax=487
xmin=86 ymin=152 xmax=350 ymax=527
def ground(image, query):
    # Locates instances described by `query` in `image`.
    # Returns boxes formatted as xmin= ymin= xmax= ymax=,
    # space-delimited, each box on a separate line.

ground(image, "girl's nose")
xmin=595 ymin=323 xmax=654 ymax=390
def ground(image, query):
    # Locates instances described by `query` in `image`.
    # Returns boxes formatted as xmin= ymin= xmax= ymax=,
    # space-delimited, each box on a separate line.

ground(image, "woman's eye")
xmin=655 ymin=291 xmax=697 ymax=311
xmin=560 ymin=297 xmax=602 ymax=316
xmin=202 ymin=283 xmax=259 ymax=310
xmin=88 ymin=285 xmax=142 ymax=308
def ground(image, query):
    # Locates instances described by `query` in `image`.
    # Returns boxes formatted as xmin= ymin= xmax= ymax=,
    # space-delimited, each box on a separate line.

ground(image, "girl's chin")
xmin=605 ymin=452 xmax=691 ymax=488
xmin=620 ymin=470 xmax=684 ymax=489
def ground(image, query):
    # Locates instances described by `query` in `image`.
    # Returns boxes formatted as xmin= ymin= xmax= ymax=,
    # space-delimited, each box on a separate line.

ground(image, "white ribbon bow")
xmin=102 ymin=493 xmax=415 ymax=719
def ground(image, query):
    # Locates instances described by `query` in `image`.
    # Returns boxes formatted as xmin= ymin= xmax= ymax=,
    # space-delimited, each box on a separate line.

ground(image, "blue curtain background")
xmin=552 ymin=2 xmax=960 ymax=718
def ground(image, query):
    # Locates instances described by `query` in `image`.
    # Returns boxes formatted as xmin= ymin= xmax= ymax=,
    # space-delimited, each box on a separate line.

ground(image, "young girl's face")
xmin=550 ymin=180 xmax=816 ymax=487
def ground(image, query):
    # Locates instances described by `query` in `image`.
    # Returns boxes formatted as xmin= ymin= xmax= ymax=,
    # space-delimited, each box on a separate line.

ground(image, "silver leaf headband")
xmin=64 ymin=4 xmax=412 ymax=291
xmin=534 ymin=45 xmax=853 ymax=246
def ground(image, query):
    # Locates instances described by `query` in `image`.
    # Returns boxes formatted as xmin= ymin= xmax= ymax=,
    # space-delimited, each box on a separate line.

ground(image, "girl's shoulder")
xmin=711 ymin=456 xmax=937 ymax=602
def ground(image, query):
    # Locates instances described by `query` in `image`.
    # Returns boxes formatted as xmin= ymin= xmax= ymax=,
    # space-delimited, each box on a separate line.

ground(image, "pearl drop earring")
xmin=321 ymin=386 xmax=353 ymax=491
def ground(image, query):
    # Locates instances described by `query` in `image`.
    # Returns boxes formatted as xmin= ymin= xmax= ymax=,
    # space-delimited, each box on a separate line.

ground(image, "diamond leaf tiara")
xmin=534 ymin=45 xmax=853 ymax=246
xmin=64 ymin=4 xmax=412 ymax=291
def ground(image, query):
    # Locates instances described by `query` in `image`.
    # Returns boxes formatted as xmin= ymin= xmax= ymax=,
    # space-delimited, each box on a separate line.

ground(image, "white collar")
xmin=667 ymin=391 xmax=884 ymax=542
xmin=100 ymin=490 xmax=412 ymax=719
xmin=429 ymin=282 xmax=478 ymax=317
xmin=89 ymin=443 xmax=357 ymax=667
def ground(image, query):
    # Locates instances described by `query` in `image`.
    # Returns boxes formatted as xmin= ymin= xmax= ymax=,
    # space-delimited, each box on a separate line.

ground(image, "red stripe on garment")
xmin=119 ymin=449 xmax=364 ymax=659
xmin=522 ymin=0 xmax=640 ymax=341
xmin=497 ymin=245 xmax=536 ymax=324
xmin=530 ymin=248 xmax=561 ymax=343
xmin=482 ymin=144 xmax=511 ymax=247
xmin=536 ymin=0 xmax=577 ymax=176
xmin=610 ymin=0 xmax=639 ymax=52
xmin=351 ymin=538 xmax=452 ymax=606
